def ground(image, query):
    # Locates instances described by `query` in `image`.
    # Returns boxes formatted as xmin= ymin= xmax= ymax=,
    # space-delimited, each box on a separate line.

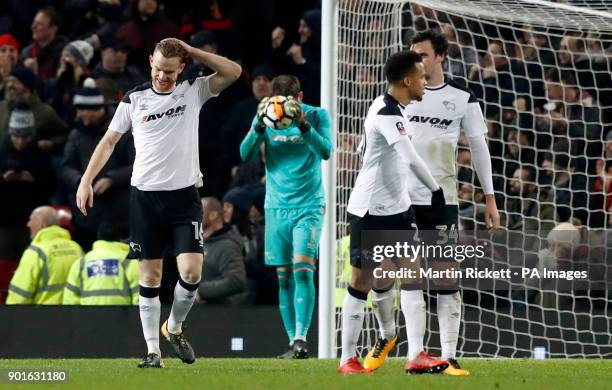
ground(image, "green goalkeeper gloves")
xmin=254 ymin=97 xmax=270 ymax=134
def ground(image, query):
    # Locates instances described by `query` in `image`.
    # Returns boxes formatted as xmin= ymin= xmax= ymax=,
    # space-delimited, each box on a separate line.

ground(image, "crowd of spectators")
xmin=0 ymin=0 xmax=322 ymax=305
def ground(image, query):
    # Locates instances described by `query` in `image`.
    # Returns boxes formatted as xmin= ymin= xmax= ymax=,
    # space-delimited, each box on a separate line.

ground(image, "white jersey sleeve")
xmin=347 ymin=94 xmax=415 ymax=217
xmin=193 ymin=75 xmax=220 ymax=107
xmin=108 ymin=101 xmax=132 ymax=134
xmin=376 ymin=113 xmax=406 ymax=146
xmin=461 ymin=97 xmax=488 ymax=137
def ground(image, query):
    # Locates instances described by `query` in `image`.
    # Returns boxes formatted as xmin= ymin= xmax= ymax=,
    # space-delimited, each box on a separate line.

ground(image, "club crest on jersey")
xmin=443 ymin=101 xmax=456 ymax=111
xmin=140 ymin=104 xmax=187 ymax=123
xmin=395 ymin=121 xmax=407 ymax=135
xmin=404 ymin=115 xmax=453 ymax=130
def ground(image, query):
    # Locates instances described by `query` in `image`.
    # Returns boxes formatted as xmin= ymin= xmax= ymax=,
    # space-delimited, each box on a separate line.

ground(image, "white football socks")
xmin=340 ymin=290 xmax=366 ymax=365
xmin=168 ymin=279 xmax=199 ymax=334
xmin=400 ymin=289 xmax=426 ymax=360
xmin=139 ymin=286 xmax=161 ymax=355
xmin=438 ymin=292 xmax=461 ymax=360
xmin=372 ymin=288 xmax=396 ymax=340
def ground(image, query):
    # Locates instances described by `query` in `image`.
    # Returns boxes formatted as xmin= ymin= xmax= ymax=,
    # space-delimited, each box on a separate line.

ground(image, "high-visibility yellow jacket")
xmin=63 ymin=240 xmax=139 ymax=305
xmin=6 ymin=226 xmax=82 ymax=304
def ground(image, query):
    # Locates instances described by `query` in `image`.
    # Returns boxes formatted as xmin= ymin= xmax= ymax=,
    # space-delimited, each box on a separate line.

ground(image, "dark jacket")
xmin=92 ymin=62 xmax=146 ymax=104
xmin=60 ymin=115 xmax=134 ymax=192
xmin=116 ymin=11 xmax=181 ymax=73
xmin=199 ymin=225 xmax=247 ymax=303
xmin=60 ymin=115 xmax=134 ymax=237
xmin=0 ymin=93 xmax=69 ymax=154
xmin=0 ymin=135 xmax=55 ymax=228
xmin=21 ymin=35 xmax=69 ymax=80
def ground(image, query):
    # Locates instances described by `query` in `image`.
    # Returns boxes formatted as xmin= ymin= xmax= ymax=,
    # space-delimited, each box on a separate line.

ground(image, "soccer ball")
xmin=262 ymin=96 xmax=295 ymax=130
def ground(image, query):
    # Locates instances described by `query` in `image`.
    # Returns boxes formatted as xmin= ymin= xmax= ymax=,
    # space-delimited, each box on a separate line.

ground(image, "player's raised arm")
xmin=239 ymin=99 xmax=269 ymax=162
xmin=286 ymin=97 xmax=333 ymax=160
xmin=76 ymin=129 xmax=123 ymax=216
xmin=172 ymin=38 xmax=241 ymax=94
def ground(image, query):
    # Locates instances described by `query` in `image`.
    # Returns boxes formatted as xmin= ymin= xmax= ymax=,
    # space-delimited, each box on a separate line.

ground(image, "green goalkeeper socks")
xmin=277 ymin=268 xmax=296 ymax=343
xmin=293 ymin=262 xmax=316 ymax=340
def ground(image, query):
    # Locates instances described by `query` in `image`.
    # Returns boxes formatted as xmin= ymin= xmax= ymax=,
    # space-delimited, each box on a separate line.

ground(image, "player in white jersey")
xmin=338 ymin=51 xmax=449 ymax=375
xmin=75 ymin=38 xmax=241 ymax=368
xmin=365 ymin=29 xmax=500 ymax=376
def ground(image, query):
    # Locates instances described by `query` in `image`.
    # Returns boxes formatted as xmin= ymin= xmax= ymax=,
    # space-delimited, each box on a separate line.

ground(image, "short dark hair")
xmin=411 ymin=29 xmax=448 ymax=57
xmin=272 ymin=75 xmax=301 ymax=98
xmin=383 ymin=50 xmax=422 ymax=84
xmin=38 ymin=6 xmax=62 ymax=29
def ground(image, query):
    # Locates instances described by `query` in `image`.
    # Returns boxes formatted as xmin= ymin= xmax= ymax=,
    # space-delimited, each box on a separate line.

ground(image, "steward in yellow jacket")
xmin=63 ymin=240 xmax=139 ymax=305
xmin=7 ymin=206 xmax=82 ymax=304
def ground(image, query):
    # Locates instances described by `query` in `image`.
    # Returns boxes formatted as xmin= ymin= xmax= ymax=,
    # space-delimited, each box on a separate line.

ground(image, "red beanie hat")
xmin=0 ymin=34 xmax=20 ymax=52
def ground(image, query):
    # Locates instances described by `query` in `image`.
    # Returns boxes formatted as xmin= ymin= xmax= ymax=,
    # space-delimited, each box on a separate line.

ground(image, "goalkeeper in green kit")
xmin=239 ymin=75 xmax=332 ymax=358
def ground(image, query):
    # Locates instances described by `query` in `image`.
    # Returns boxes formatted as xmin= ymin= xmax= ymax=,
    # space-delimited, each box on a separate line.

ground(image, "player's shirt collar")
xmin=383 ymin=92 xmax=405 ymax=109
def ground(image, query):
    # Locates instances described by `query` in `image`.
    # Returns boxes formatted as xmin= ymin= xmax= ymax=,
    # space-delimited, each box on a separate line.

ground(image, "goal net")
xmin=333 ymin=0 xmax=612 ymax=358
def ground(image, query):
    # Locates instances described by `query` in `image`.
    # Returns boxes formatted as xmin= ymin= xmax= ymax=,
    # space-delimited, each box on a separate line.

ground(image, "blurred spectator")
xmin=182 ymin=30 xmax=218 ymax=79
xmin=229 ymin=141 xmax=266 ymax=190
xmin=92 ymin=37 xmax=146 ymax=104
xmin=67 ymin=0 xmax=126 ymax=45
xmin=198 ymin=197 xmax=247 ymax=304
xmin=440 ymin=23 xmax=478 ymax=79
xmin=269 ymin=10 xmax=321 ymax=105
xmin=0 ymin=66 xmax=69 ymax=154
xmin=21 ymin=6 xmax=67 ymax=80
xmin=547 ymin=153 xmax=588 ymax=224
xmin=592 ymin=156 xmax=612 ymax=228
xmin=529 ymin=222 xmax=581 ymax=307
xmin=6 ymin=206 xmax=82 ymax=304
xmin=0 ymin=33 xmax=20 ymax=99
xmin=116 ymin=0 xmax=181 ymax=74
xmin=0 ymin=106 xmax=55 ymax=255
xmin=220 ymin=64 xmax=274 ymax=189
xmin=63 ymin=225 xmax=139 ymax=306
xmin=244 ymin=185 xmax=277 ymax=305
xmin=468 ymin=41 xmax=520 ymax=117
xmin=52 ymin=40 xmax=95 ymax=122
xmin=506 ymin=166 xmax=554 ymax=231
xmin=183 ymin=29 xmax=249 ymax=199
xmin=222 ymin=186 xmax=253 ymax=239
xmin=61 ymin=81 xmax=134 ymax=251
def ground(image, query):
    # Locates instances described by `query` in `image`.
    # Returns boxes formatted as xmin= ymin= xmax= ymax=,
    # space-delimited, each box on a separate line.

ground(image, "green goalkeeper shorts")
xmin=264 ymin=207 xmax=324 ymax=266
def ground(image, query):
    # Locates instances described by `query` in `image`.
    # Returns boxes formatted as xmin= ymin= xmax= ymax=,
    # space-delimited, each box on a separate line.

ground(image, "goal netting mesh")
xmin=334 ymin=0 xmax=612 ymax=358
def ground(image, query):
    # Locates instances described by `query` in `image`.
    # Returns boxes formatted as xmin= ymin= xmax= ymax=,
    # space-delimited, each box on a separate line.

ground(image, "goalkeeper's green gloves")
xmin=286 ymin=96 xmax=311 ymax=134
xmin=254 ymin=97 xmax=270 ymax=134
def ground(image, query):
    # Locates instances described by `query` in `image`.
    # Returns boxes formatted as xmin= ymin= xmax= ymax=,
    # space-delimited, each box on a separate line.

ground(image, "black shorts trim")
xmin=348 ymin=208 xmax=416 ymax=269
xmin=128 ymin=186 xmax=203 ymax=259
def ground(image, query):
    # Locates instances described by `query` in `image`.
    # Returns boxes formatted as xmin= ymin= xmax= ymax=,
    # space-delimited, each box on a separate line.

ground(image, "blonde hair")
xmin=154 ymin=39 xmax=187 ymax=62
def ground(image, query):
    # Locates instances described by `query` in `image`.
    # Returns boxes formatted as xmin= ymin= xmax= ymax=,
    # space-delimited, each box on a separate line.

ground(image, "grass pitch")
xmin=1 ymin=358 xmax=610 ymax=389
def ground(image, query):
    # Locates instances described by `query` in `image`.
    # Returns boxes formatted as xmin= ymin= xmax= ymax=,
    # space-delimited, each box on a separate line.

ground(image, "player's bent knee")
xmin=293 ymin=263 xmax=315 ymax=284
xmin=179 ymin=272 xmax=201 ymax=285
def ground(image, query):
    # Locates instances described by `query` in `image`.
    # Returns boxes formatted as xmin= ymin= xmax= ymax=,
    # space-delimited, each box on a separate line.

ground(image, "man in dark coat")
xmin=61 ymin=83 xmax=134 ymax=250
